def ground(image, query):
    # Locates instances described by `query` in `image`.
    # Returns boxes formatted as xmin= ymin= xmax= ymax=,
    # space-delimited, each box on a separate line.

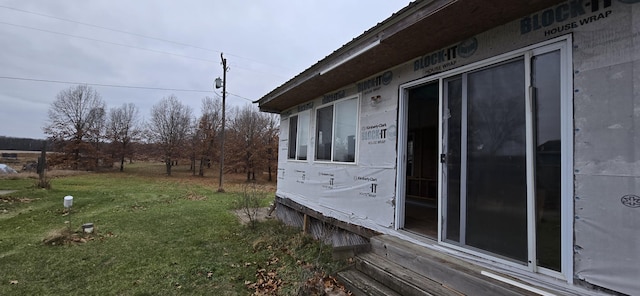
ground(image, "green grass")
xmin=0 ymin=164 xmax=347 ymax=295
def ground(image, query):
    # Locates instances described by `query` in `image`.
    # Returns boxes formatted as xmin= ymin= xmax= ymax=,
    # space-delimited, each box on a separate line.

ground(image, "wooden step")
xmin=369 ymin=235 xmax=547 ymax=296
xmin=356 ymin=252 xmax=463 ymax=296
xmin=336 ymin=269 xmax=401 ymax=296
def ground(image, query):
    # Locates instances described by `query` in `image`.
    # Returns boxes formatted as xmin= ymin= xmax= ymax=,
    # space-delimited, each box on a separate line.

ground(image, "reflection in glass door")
xmin=441 ymin=45 xmax=564 ymax=273
xmin=467 ymin=59 xmax=528 ymax=262
xmin=443 ymin=59 xmax=528 ymax=263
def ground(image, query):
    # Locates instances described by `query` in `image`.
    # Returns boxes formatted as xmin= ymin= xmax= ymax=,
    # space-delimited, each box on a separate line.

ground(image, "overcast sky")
xmin=0 ymin=1 xmax=410 ymax=140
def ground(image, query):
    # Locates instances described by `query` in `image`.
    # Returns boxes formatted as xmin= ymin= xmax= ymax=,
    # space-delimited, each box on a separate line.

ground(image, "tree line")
xmin=43 ymin=84 xmax=279 ymax=181
xmin=0 ymin=136 xmax=51 ymax=151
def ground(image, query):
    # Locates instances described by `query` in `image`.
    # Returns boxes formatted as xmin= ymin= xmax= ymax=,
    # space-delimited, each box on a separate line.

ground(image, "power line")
xmin=0 ymin=8 xmax=264 ymax=102
xmin=0 ymin=4 xmax=294 ymax=73
xmin=0 ymin=21 xmax=219 ymax=64
xmin=215 ymin=90 xmax=253 ymax=103
xmin=2 ymin=75 xmax=257 ymax=101
xmin=228 ymin=92 xmax=254 ymax=102
xmin=0 ymin=75 xmax=213 ymax=93
xmin=0 ymin=4 xmax=221 ymax=54
xmin=0 ymin=21 xmax=290 ymax=80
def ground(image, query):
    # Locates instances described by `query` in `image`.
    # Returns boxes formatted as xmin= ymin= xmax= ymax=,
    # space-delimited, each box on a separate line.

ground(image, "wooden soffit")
xmin=257 ymin=0 xmax=565 ymax=113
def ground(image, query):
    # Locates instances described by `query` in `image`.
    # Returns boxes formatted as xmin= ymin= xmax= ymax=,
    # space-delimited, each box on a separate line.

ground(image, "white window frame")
xmin=287 ymin=110 xmax=310 ymax=161
xmin=314 ymin=95 xmax=360 ymax=164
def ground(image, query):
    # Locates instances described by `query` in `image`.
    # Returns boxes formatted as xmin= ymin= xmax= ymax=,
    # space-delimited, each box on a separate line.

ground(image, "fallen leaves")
xmin=130 ymin=204 xmax=146 ymax=211
xmin=0 ymin=196 xmax=33 ymax=204
xmin=244 ymin=256 xmax=285 ymax=295
xmin=300 ymin=273 xmax=352 ymax=296
xmin=266 ymin=257 xmax=278 ymax=266
xmin=245 ymin=268 xmax=282 ymax=296
xmin=184 ymin=191 xmax=207 ymax=201
xmin=243 ymin=255 xmax=352 ymax=296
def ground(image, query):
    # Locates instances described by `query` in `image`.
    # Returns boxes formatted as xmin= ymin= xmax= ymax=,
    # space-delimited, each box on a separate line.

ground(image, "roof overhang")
xmin=257 ymin=0 xmax=565 ymax=113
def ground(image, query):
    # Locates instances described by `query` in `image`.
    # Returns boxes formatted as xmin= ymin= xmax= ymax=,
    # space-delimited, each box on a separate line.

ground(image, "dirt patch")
xmin=42 ymin=228 xmax=89 ymax=246
xmin=232 ymin=207 xmax=275 ymax=225
xmin=0 ymin=190 xmax=17 ymax=195
xmin=42 ymin=227 xmax=116 ymax=246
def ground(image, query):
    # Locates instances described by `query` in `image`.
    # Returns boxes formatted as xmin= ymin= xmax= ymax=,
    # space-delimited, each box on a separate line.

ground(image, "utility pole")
xmin=217 ymin=53 xmax=228 ymax=192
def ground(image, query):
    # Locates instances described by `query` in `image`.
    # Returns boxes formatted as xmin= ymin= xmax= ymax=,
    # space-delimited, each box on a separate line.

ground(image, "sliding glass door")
xmin=443 ymin=58 xmax=528 ymax=262
xmin=441 ymin=42 xmax=566 ymax=274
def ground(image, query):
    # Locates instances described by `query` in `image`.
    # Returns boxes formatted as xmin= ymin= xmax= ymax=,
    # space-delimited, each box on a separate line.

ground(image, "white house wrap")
xmin=259 ymin=1 xmax=640 ymax=294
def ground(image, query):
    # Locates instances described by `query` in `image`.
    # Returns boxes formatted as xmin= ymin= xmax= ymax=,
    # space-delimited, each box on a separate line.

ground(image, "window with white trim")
xmin=287 ymin=111 xmax=309 ymax=160
xmin=315 ymin=96 xmax=358 ymax=162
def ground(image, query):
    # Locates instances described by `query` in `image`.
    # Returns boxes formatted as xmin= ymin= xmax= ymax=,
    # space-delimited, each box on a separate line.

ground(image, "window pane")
xmin=444 ymin=77 xmax=462 ymax=243
xmin=297 ymin=112 xmax=309 ymax=160
xmin=288 ymin=116 xmax=298 ymax=159
xmin=533 ymin=50 xmax=561 ymax=271
xmin=333 ymin=98 xmax=357 ymax=162
xmin=316 ymin=106 xmax=333 ymax=160
xmin=465 ymin=59 xmax=528 ymax=262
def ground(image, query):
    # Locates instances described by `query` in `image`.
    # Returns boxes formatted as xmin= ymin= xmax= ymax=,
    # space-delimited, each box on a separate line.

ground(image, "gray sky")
xmin=0 ymin=0 xmax=409 ymax=139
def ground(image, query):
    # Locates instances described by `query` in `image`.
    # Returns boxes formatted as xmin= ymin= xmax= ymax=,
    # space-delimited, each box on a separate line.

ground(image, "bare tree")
xmin=228 ymin=104 xmax=275 ymax=181
xmin=107 ymin=103 xmax=141 ymax=172
xmin=43 ymin=85 xmax=106 ymax=170
xmin=147 ymin=95 xmax=192 ymax=176
xmin=196 ymin=96 xmax=222 ymax=176
xmin=188 ymin=117 xmax=198 ymax=175
xmin=87 ymin=107 xmax=107 ymax=168
xmin=263 ymin=113 xmax=279 ymax=182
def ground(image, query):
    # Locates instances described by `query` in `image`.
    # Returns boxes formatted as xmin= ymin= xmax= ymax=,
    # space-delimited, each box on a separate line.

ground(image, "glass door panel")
xmin=444 ymin=77 xmax=462 ymax=243
xmin=532 ymin=50 xmax=562 ymax=271
xmin=465 ymin=59 xmax=528 ymax=262
xmin=440 ymin=42 xmax=566 ymax=274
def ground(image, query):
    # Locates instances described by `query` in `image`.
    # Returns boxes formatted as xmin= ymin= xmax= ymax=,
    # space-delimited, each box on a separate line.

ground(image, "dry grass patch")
xmin=0 ymin=170 xmax=90 ymax=180
xmin=42 ymin=227 xmax=116 ymax=246
xmin=183 ymin=190 xmax=207 ymax=201
xmin=42 ymin=228 xmax=88 ymax=246
xmin=0 ymin=196 xmax=33 ymax=203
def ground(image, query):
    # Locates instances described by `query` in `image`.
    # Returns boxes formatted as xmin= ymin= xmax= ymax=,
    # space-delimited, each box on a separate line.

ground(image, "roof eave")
xmin=258 ymin=0 xmax=565 ymax=113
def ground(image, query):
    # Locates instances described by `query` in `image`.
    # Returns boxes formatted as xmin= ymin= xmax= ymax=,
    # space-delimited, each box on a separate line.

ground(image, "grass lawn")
xmin=0 ymin=163 xmax=348 ymax=295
